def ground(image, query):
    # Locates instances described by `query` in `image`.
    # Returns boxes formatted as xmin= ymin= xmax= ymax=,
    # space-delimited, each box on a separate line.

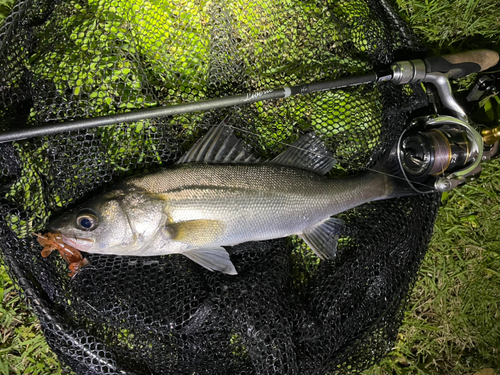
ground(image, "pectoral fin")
xmin=299 ymin=217 xmax=344 ymax=260
xmin=183 ymin=247 xmax=237 ymax=275
xmin=165 ymin=219 xmax=226 ymax=246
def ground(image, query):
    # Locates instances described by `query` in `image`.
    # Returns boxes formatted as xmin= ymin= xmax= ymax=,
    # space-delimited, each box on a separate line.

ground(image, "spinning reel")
xmin=391 ymin=54 xmax=500 ymax=192
xmin=398 ymin=115 xmax=489 ymax=192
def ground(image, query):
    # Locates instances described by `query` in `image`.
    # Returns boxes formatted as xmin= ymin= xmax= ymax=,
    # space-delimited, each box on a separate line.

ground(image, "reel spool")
xmin=400 ymin=128 xmax=471 ymax=177
xmin=398 ymin=116 xmax=484 ymax=192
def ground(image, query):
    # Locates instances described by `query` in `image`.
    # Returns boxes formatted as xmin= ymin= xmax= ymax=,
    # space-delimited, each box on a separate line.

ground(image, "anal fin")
xmin=183 ymin=247 xmax=237 ymax=275
xmin=299 ymin=217 xmax=344 ymax=260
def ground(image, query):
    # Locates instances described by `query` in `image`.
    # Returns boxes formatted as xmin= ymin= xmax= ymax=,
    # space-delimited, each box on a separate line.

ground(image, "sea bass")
xmin=48 ymin=123 xmax=413 ymax=274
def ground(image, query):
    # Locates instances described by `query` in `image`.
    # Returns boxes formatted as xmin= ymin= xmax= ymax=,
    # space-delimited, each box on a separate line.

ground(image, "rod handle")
xmin=424 ymin=49 xmax=499 ymax=78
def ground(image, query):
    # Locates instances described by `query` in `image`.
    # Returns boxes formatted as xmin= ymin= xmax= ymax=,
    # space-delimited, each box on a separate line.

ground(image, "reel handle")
xmin=424 ymin=49 xmax=499 ymax=78
xmin=481 ymin=125 xmax=500 ymax=145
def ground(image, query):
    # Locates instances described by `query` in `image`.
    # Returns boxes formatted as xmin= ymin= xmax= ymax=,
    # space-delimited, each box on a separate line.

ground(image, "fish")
xmin=48 ymin=123 xmax=416 ymax=275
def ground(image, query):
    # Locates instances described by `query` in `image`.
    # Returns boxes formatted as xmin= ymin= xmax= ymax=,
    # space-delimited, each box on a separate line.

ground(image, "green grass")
xmin=0 ymin=264 xmax=62 ymax=375
xmin=1 ymin=0 xmax=500 ymax=374
xmin=392 ymin=0 xmax=500 ymax=54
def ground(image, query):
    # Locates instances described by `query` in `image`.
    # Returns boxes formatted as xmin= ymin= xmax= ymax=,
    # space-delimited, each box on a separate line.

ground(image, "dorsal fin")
xmin=177 ymin=123 xmax=260 ymax=164
xmin=269 ymin=133 xmax=335 ymax=175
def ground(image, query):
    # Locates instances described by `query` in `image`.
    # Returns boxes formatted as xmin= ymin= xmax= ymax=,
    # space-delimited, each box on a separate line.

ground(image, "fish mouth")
xmin=60 ymin=234 xmax=94 ymax=252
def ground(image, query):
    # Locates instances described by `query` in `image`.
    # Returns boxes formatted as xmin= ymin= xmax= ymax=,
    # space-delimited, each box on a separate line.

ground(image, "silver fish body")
xmin=49 ymin=124 xmax=411 ymax=274
xmin=130 ymin=163 xmax=389 ymax=248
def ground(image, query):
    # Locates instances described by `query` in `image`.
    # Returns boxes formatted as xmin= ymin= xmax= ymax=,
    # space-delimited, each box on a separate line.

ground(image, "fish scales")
xmin=127 ymin=163 xmax=388 ymax=246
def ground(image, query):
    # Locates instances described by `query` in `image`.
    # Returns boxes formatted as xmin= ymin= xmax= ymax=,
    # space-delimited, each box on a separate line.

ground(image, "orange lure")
xmin=34 ymin=232 xmax=89 ymax=277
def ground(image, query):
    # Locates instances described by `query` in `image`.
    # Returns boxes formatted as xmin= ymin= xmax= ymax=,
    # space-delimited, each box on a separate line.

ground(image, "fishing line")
xmin=221 ymin=123 xmax=438 ymax=191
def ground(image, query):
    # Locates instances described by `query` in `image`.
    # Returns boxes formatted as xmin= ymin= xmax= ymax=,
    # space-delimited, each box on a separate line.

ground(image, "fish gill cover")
xmin=0 ymin=0 xmax=438 ymax=374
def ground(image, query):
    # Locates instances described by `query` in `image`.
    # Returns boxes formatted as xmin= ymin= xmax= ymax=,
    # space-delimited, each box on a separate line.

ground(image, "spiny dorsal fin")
xmin=299 ymin=217 xmax=344 ymax=260
xmin=269 ymin=133 xmax=335 ymax=175
xmin=177 ymin=123 xmax=260 ymax=164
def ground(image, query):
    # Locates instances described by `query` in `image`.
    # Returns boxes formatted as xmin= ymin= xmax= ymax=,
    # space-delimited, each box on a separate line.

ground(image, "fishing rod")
xmin=2 ymin=49 xmax=500 ymax=193
xmin=0 ymin=50 xmax=498 ymax=143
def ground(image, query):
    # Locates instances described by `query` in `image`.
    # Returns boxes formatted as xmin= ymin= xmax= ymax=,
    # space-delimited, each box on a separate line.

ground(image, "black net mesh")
xmin=0 ymin=0 xmax=440 ymax=374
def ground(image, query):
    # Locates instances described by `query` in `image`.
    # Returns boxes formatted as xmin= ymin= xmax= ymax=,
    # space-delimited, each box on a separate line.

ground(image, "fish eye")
xmin=76 ymin=209 xmax=98 ymax=231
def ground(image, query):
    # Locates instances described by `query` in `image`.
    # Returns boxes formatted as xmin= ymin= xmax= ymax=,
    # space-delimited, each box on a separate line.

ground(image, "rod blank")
xmin=0 ymin=73 xmax=379 ymax=143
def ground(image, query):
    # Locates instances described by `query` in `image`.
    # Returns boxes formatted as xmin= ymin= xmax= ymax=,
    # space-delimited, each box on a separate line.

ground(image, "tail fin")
xmin=371 ymin=146 xmax=434 ymax=199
